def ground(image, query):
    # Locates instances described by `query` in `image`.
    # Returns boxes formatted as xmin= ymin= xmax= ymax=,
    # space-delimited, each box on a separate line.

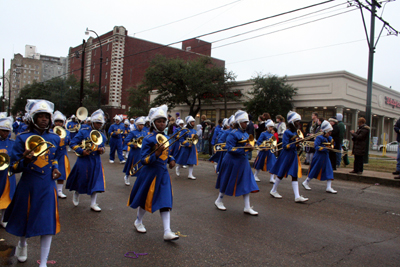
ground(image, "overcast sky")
xmin=1 ymin=0 xmax=399 ymax=91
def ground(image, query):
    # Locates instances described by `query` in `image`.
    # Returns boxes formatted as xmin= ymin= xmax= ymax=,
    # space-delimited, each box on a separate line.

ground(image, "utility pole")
xmin=2 ymin=59 xmax=4 ymax=112
xmin=351 ymin=0 xmax=399 ymax=163
xmin=80 ymin=40 xmax=86 ymax=107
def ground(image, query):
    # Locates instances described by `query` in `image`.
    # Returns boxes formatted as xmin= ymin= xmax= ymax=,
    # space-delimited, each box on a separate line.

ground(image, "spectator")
xmin=196 ymin=124 xmax=203 ymax=153
xmin=202 ymin=120 xmax=211 ymax=154
xmin=167 ymin=117 xmax=176 ymax=136
xmin=245 ymin=115 xmax=255 ymax=160
xmin=208 ymin=122 xmax=215 ymax=155
xmin=393 ymin=117 xmax=400 ymax=179
xmin=256 ymin=115 xmax=266 ymax=140
xmin=350 ymin=117 xmax=370 ymax=174
xmin=336 ymin=113 xmax=346 ymax=168
xmin=271 ymin=127 xmax=279 ymax=143
xmin=200 ymin=115 xmax=207 ymax=131
xmin=329 ymin=117 xmax=340 ymax=170
xmin=304 ymin=112 xmax=319 ymax=165
xmin=275 ymin=115 xmax=286 ymax=155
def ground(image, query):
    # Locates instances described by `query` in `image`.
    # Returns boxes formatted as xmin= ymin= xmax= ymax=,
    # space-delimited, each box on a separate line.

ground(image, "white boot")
xmin=254 ymin=169 xmax=261 ymax=182
xmin=175 ymin=165 xmax=180 ymax=176
xmin=124 ymin=175 xmax=130 ymax=186
xmin=188 ymin=165 xmax=196 ymax=180
xmin=15 ymin=239 xmax=28 ymax=263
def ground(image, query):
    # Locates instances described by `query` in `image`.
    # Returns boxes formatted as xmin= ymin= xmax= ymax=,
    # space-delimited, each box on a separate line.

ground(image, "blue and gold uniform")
xmin=307 ymin=135 xmax=334 ymax=181
xmin=214 ymin=128 xmax=232 ymax=174
xmin=108 ymin=118 xmax=125 ymax=162
xmin=4 ymin=129 xmax=61 ymax=237
xmin=66 ymin=119 xmax=79 ymax=140
xmin=253 ymin=131 xmax=277 ymax=172
xmin=128 ymin=131 xmax=175 ymax=213
xmin=51 ymin=128 xmax=71 ymax=181
xmin=0 ymin=134 xmax=16 ymax=216
xmin=123 ymin=128 xmax=147 ymax=178
xmin=174 ymin=127 xmax=198 ymax=166
xmin=67 ymin=129 xmax=106 ymax=195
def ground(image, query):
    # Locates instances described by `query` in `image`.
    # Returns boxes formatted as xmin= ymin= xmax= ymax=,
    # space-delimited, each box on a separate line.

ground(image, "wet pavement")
xmin=1 ymin=151 xmax=400 ymax=266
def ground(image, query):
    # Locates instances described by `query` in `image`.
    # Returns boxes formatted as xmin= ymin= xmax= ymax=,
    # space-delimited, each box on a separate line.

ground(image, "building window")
xmin=201 ymin=110 xmax=217 ymax=123
xmin=94 ymin=49 xmax=96 ymax=56
xmin=107 ymin=44 xmax=109 ymax=51
xmin=106 ymin=57 xmax=108 ymax=65
xmin=92 ymin=74 xmax=95 ymax=82
xmin=104 ymin=85 xmax=107 ymax=93
xmin=105 ymin=72 xmax=108 ymax=79
xmin=93 ymin=63 xmax=95 ymax=69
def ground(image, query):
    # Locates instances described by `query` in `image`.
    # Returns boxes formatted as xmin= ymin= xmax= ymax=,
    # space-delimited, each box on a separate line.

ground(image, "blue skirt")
xmin=4 ymin=173 xmax=60 ymax=238
xmin=56 ymin=148 xmax=71 ymax=181
xmin=209 ymin=151 xmax=223 ymax=164
xmin=122 ymin=147 xmax=142 ymax=176
xmin=66 ymin=152 xmax=105 ymax=195
xmin=253 ymin=150 xmax=277 ymax=172
xmin=128 ymin=162 xmax=173 ymax=213
xmin=270 ymin=149 xmax=302 ymax=178
xmin=307 ymin=152 xmax=333 ymax=181
xmin=216 ymin=153 xmax=259 ymax=196
xmin=175 ymin=145 xmax=198 ymax=165
xmin=216 ymin=151 xmax=227 ymax=173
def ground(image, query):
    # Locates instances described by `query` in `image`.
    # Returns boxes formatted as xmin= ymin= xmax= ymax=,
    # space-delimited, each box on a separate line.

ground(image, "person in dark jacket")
xmin=328 ymin=117 xmax=340 ymax=170
xmin=255 ymin=115 xmax=266 ymax=140
xmin=393 ymin=117 xmax=400 ymax=179
xmin=336 ymin=113 xmax=346 ymax=168
xmin=350 ymin=117 xmax=370 ymax=174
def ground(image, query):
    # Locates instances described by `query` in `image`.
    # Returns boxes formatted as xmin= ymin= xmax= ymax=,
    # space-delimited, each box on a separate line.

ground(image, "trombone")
xmin=129 ymin=128 xmax=190 ymax=176
xmin=213 ymin=143 xmax=226 ymax=151
xmin=182 ymin=134 xmax=199 ymax=146
xmin=275 ymin=131 xmax=324 ymax=152
xmin=8 ymin=135 xmax=55 ymax=176
xmin=256 ymin=136 xmax=278 ymax=151
xmin=217 ymin=134 xmax=255 ymax=152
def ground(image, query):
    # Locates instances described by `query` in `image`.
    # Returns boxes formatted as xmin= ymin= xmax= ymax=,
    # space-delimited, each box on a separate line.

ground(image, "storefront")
xmin=164 ymin=71 xmax=400 ymax=146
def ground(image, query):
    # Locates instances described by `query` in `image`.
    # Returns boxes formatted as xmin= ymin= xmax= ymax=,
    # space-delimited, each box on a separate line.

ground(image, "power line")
xmin=133 ymin=0 xmax=242 ymax=35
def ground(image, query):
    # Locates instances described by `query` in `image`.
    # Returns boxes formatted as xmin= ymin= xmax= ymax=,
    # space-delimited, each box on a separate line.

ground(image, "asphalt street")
xmin=1 ymin=151 xmax=400 ymax=266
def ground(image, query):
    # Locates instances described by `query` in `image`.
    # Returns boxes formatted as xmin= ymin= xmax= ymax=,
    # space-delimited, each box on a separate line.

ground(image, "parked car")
xmin=378 ymin=141 xmax=398 ymax=152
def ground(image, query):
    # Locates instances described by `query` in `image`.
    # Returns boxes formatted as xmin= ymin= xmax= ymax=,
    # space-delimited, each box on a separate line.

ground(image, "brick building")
xmin=68 ymin=26 xmax=225 ymax=118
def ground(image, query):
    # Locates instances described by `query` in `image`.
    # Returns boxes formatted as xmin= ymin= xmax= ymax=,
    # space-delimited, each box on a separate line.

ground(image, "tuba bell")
xmin=0 ymin=153 xmax=10 ymax=171
xmin=76 ymin=107 xmax=88 ymax=121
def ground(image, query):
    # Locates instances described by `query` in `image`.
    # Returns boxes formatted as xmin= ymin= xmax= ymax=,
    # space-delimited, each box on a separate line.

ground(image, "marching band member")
xmin=80 ymin=117 xmax=91 ymax=131
xmin=67 ymin=109 xmax=107 ymax=212
xmin=170 ymin=119 xmax=184 ymax=159
xmin=12 ymin=117 xmax=21 ymax=135
xmin=175 ymin=116 xmax=198 ymax=180
xmin=209 ymin=118 xmax=228 ymax=172
xmin=4 ymin=99 xmax=62 ymax=267
xmin=0 ymin=116 xmax=16 ymax=228
xmin=302 ymin=120 xmax=337 ymax=193
xmin=122 ymin=117 xmax=147 ymax=186
xmin=52 ymin=111 xmax=71 ymax=199
xmin=214 ymin=110 xmax=259 ymax=215
xmin=108 ymin=115 xmax=126 ymax=164
xmin=143 ymin=116 xmax=150 ymax=133
xmin=253 ymin=119 xmax=277 ymax=183
xmin=270 ymin=111 xmax=308 ymax=203
xmin=215 ymin=115 xmax=234 ymax=174
xmin=128 ymin=104 xmax=179 ymax=241
xmin=66 ymin=115 xmax=79 ymax=140
xmin=129 ymin=118 xmax=136 ymax=131
xmin=17 ymin=114 xmax=29 ymax=134
xmin=122 ymin=119 xmax=131 ymax=158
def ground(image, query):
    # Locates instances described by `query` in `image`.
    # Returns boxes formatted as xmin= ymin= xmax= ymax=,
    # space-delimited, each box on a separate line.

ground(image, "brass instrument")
xmin=76 ymin=107 xmax=88 ymax=121
xmin=213 ymin=143 xmax=226 ymax=151
xmin=182 ymin=134 xmax=199 ymax=145
xmin=0 ymin=153 xmax=10 ymax=171
xmin=130 ymin=129 xmax=189 ymax=176
xmin=257 ymin=136 xmax=277 ymax=151
xmin=75 ymin=130 xmax=103 ymax=156
xmin=53 ymin=126 xmax=67 ymax=139
xmin=8 ymin=135 xmax=55 ymax=176
xmin=275 ymin=132 xmax=324 ymax=152
xmin=128 ymin=136 xmax=144 ymax=148
xmin=218 ymin=135 xmax=256 ymax=151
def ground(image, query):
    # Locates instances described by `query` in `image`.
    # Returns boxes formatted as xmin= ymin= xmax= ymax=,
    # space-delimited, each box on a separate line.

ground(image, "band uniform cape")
xmin=215 ymin=129 xmax=259 ymax=196
xmin=307 ymin=135 xmax=334 ymax=181
xmin=0 ymin=137 xmax=16 ymax=210
xmin=174 ymin=128 xmax=198 ymax=166
xmin=108 ymin=122 xmax=125 ymax=161
xmin=253 ymin=131 xmax=277 ymax=172
xmin=4 ymin=129 xmax=62 ymax=238
xmin=209 ymin=129 xmax=225 ymax=165
xmin=270 ymin=129 xmax=302 ymax=178
xmin=170 ymin=126 xmax=182 ymax=159
xmin=52 ymin=128 xmax=71 ymax=181
xmin=128 ymin=132 xmax=175 ymax=213
xmin=122 ymin=129 xmax=147 ymax=177
xmin=210 ymin=128 xmax=232 ymax=173
xmin=66 ymin=129 xmax=106 ymax=195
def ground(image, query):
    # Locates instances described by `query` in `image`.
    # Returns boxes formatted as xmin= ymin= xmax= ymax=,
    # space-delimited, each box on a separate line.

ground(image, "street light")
xmin=0 ymin=75 xmax=11 ymax=116
xmin=85 ymin=27 xmax=103 ymax=109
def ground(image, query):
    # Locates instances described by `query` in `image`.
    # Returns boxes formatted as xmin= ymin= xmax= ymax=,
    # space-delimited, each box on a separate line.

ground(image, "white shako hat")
xmin=25 ymin=99 xmax=54 ymax=120
xmin=91 ymin=109 xmax=105 ymax=124
xmin=177 ymin=119 xmax=184 ymax=125
xmin=228 ymin=115 xmax=235 ymax=126
xmin=287 ymin=110 xmax=301 ymax=125
xmin=0 ymin=116 xmax=13 ymax=131
xmin=222 ymin=118 xmax=229 ymax=127
xmin=144 ymin=116 xmax=150 ymax=123
xmin=124 ymin=119 xmax=130 ymax=125
xmin=86 ymin=117 xmax=91 ymax=122
xmin=265 ymin=119 xmax=274 ymax=128
xmin=148 ymin=104 xmax=168 ymax=122
xmin=0 ymin=112 xmax=7 ymax=119
xmin=185 ymin=116 xmax=195 ymax=124
xmin=321 ymin=120 xmax=333 ymax=133
xmin=135 ymin=116 xmax=145 ymax=125
xmin=235 ymin=110 xmax=249 ymax=124
xmin=53 ymin=111 xmax=66 ymax=124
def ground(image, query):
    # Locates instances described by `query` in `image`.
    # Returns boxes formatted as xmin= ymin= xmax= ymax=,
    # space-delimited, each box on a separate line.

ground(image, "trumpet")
xmin=8 ymin=135 xmax=55 ymax=176
xmin=130 ymin=128 xmax=189 ymax=176
xmin=128 ymin=136 xmax=144 ymax=148
xmin=54 ymin=126 xmax=67 ymax=139
xmin=75 ymin=130 xmax=103 ymax=156
xmin=275 ymin=131 xmax=324 ymax=152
